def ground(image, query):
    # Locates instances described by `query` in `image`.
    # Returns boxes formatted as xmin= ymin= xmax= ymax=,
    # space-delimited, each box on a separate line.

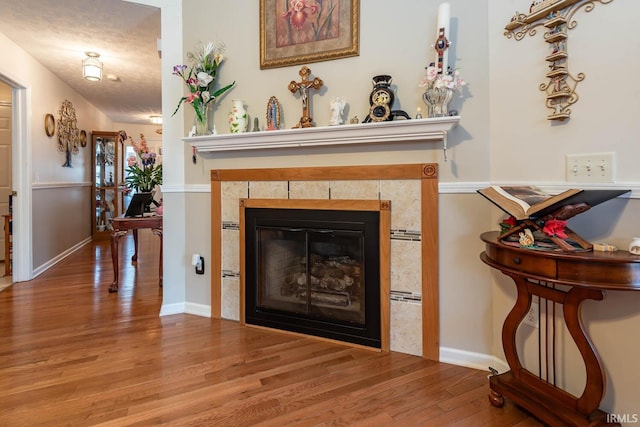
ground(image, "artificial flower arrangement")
xmin=124 ymin=134 xmax=162 ymax=193
xmin=499 ymin=216 xmax=568 ymax=248
xmin=419 ymin=65 xmax=466 ymax=91
xmin=172 ymin=41 xmax=235 ymax=133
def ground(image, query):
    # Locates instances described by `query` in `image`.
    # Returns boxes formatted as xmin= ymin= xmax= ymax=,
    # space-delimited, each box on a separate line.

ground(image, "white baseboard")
xmin=185 ymin=302 xmax=211 ymax=317
xmin=32 ymin=237 xmax=92 ymax=278
xmin=160 ymin=302 xmax=211 ymax=318
xmin=440 ymin=346 xmax=509 ymax=374
xmin=159 ymin=302 xmax=185 ymax=316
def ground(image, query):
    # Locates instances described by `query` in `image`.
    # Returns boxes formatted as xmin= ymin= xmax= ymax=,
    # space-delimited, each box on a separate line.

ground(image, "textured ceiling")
xmin=0 ymin=0 xmax=161 ymax=125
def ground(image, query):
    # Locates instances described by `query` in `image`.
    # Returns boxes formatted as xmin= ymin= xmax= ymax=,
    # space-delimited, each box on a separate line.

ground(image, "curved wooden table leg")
xmin=152 ymin=228 xmax=163 ymax=288
xmin=132 ymin=229 xmax=139 ymax=262
xmin=488 ymin=389 xmax=505 ymax=407
xmin=109 ymin=230 xmax=128 ymax=293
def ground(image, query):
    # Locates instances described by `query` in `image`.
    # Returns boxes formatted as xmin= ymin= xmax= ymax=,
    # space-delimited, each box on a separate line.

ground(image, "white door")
xmin=0 ymin=99 xmax=11 ymax=262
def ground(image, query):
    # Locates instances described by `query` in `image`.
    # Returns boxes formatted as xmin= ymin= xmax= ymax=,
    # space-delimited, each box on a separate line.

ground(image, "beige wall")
xmin=160 ymin=0 xmax=640 ymax=419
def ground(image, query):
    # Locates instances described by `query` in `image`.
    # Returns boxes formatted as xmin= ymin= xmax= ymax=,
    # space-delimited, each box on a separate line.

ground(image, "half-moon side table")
xmin=480 ymin=231 xmax=640 ymax=427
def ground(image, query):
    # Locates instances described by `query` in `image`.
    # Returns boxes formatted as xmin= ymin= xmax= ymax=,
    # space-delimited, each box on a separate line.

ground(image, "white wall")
xmin=0 ymin=31 xmax=113 ymax=271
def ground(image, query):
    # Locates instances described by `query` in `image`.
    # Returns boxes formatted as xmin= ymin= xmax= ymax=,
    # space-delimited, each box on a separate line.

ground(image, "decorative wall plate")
xmin=79 ymin=130 xmax=87 ymax=147
xmin=44 ymin=113 xmax=55 ymax=137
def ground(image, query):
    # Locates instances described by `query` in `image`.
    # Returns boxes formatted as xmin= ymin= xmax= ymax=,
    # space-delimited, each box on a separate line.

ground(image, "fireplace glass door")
xmin=245 ymin=208 xmax=381 ymax=348
xmin=257 ymin=227 xmax=365 ymax=325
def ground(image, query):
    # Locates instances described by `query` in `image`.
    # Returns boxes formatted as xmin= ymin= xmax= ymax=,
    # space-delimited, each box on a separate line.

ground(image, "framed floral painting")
xmin=260 ymin=0 xmax=359 ymax=69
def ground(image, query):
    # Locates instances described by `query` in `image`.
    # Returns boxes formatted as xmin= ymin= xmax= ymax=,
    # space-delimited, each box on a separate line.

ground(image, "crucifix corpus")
xmin=288 ymin=66 xmax=323 ymax=128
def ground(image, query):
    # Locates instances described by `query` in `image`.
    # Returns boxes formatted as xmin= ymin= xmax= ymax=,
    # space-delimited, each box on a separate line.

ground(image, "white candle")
xmin=436 ymin=2 xmax=450 ymax=74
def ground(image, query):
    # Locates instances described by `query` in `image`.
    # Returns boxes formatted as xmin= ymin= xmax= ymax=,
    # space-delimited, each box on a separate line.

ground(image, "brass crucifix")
xmin=288 ymin=66 xmax=323 ymax=128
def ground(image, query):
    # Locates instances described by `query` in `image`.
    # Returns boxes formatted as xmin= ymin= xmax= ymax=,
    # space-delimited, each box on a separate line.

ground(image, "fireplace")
xmin=244 ymin=206 xmax=382 ymax=348
xmin=212 ymin=164 xmax=439 ymax=358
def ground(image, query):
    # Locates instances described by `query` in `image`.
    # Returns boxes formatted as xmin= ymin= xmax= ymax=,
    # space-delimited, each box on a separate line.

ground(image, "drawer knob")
xmin=513 ymin=257 xmax=521 ymax=265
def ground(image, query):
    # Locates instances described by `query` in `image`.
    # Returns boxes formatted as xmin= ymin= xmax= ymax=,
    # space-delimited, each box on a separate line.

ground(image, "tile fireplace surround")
xmin=192 ymin=117 xmax=460 ymax=360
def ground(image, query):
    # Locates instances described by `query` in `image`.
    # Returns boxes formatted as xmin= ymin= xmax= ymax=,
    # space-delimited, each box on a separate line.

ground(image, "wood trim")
xmin=379 ymin=201 xmax=391 ymax=352
xmin=421 ymin=176 xmax=440 ymax=360
xmin=241 ymin=198 xmax=384 ymax=211
xmin=211 ymin=179 xmax=222 ymax=319
xmin=239 ymin=199 xmax=246 ymax=325
xmin=211 ymin=164 xmax=433 ymax=182
xmin=211 ymin=163 xmax=439 ymax=360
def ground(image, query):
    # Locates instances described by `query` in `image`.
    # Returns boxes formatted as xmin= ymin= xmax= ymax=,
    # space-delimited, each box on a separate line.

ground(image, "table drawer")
xmin=488 ymin=246 xmax=557 ymax=277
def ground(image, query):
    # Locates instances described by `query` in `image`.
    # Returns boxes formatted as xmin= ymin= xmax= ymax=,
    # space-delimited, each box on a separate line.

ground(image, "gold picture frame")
xmin=44 ymin=113 xmax=55 ymax=137
xmin=260 ymin=0 xmax=359 ymax=69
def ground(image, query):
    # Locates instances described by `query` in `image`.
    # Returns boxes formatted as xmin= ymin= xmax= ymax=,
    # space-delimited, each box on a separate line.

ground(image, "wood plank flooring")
xmin=0 ymin=230 xmax=541 ymax=426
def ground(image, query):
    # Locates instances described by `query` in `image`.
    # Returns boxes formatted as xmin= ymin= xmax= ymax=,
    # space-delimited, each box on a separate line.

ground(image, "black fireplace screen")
xmin=245 ymin=208 xmax=381 ymax=348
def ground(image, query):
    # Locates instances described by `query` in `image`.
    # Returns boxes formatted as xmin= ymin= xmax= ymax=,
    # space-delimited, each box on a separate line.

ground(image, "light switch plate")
xmin=566 ymin=152 xmax=615 ymax=183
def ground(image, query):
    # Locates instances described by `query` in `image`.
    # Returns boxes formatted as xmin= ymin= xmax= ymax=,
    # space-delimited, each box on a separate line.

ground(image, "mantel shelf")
xmin=183 ymin=116 xmax=460 ymax=154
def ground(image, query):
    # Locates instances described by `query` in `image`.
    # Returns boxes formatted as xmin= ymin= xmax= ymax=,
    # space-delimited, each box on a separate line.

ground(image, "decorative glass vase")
xmin=194 ymin=102 xmax=211 ymax=136
xmin=228 ymin=99 xmax=248 ymax=134
xmin=422 ymin=86 xmax=454 ymax=118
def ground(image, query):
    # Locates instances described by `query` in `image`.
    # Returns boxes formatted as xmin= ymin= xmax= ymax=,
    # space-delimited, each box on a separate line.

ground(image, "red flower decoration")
xmin=499 ymin=216 xmax=518 ymax=234
xmin=502 ymin=216 xmax=517 ymax=227
xmin=543 ymin=219 xmax=567 ymax=239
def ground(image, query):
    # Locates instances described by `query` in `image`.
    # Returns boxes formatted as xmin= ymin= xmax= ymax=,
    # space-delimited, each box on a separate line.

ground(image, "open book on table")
xmin=477 ymin=185 xmax=629 ymax=221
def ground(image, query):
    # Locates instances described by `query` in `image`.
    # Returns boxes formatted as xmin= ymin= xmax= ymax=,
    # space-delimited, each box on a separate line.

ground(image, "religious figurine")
xmin=518 ymin=229 xmax=535 ymax=247
xmin=266 ymin=96 xmax=281 ymax=131
xmin=288 ymin=66 xmax=323 ymax=128
xmin=329 ymin=97 xmax=346 ymax=126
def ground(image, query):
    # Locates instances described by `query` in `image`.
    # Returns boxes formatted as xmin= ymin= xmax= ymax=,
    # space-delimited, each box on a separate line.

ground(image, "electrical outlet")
xmin=566 ymin=152 xmax=615 ymax=183
xmin=523 ymin=301 xmax=539 ymax=328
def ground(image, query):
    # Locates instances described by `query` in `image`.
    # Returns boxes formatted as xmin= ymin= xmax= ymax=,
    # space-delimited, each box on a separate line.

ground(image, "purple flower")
xmin=172 ymin=65 xmax=187 ymax=76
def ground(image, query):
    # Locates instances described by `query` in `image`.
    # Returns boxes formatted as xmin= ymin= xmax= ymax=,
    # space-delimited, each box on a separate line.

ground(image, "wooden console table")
xmin=110 ymin=215 xmax=162 ymax=293
xmin=480 ymin=231 xmax=640 ymax=427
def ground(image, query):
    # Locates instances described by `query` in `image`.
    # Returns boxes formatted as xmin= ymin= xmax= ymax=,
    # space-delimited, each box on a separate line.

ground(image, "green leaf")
xmin=211 ymin=82 xmax=235 ymax=100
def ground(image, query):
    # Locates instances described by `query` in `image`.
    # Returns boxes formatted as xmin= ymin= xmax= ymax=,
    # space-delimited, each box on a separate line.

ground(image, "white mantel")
xmin=183 ymin=116 xmax=460 ymax=156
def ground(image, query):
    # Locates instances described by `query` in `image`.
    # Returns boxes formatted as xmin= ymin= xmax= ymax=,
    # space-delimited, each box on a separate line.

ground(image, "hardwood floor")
xmin=0 ymin=230 xmax=541 ymax=426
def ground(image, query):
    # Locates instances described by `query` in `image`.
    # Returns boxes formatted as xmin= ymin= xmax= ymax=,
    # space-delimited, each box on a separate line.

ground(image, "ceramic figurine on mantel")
xmin=329 ymin=97 xmax=346 ymax=125
xmin=266 ymin=96 xmax=281 ymax=130
xmin=228 ymin=99 xmax=248 ymax=133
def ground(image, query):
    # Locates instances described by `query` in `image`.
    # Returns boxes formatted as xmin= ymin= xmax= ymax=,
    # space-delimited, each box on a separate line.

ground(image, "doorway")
xmin=0 ymin=81 xmax=12 ymax=287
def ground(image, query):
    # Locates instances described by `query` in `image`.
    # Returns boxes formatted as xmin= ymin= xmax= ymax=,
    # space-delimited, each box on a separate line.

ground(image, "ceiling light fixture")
xmin=82 ymin=52 xmax=103 ymax=81
xmin=149 ymin=115 xmax=163 ymax=125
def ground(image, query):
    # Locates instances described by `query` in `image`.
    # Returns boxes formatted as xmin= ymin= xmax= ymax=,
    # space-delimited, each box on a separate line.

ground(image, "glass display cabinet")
xmin=91 ymin=131 xmax=120 ymax=238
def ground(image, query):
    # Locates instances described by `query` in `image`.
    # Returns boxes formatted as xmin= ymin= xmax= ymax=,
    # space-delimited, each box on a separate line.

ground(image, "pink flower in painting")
xmin=282 ymin=0 xmax=319 ymax=30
